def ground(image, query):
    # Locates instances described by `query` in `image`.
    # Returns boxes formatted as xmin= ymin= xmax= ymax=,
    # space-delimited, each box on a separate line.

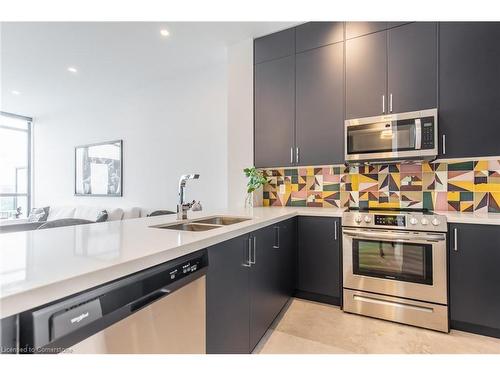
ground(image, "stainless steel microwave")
xmin=344 ymin=109 xmax=438 ymax=163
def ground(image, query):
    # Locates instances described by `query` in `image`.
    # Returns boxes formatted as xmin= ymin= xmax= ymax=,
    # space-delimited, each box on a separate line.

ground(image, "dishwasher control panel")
xmin=169 ymin=257 xmax=203 ymax=281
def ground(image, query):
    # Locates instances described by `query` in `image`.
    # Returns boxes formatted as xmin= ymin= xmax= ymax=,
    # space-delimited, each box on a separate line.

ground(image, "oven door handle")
xmin=342 ymin=229 xmax=445 ymax=242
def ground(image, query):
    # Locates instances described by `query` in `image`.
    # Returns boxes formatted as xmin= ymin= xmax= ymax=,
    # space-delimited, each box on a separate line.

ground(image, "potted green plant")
xmin=243 ymin=167 xmax=269 ymax=208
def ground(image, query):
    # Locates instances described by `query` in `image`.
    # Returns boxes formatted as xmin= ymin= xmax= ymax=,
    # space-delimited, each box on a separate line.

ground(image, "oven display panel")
xmin=374 ymin=215 xmax=406 ymax=227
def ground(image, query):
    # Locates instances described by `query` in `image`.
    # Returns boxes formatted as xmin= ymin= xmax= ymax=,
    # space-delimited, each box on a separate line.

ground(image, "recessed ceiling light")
xmin=160 ymin=29 xmax=170 ymax=37
xmin=11 ymin=90 xmax=21 ymax=95
xmin=67 ymin=66 xmax=78 ymax=73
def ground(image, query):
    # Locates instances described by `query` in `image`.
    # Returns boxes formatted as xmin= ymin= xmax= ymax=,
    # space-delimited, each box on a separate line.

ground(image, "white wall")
xmin=227 ymin=39 xmax=254 ymax=208
xmin=33 ymin=64 xmax=228 ymax=212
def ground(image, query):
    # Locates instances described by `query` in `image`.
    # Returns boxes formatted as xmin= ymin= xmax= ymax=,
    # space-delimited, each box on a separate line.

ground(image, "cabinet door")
xmin=388 ymin=22 xmax=437 ymax=113
xmin=439 ymin=22 xmax=500 ymax=158
xmin=249 ymin=225 xmax=280 ymax=351
xmin=345 ymin=31 xmax=387 ymax=119
xmin=295 ymin=22 xmax=344 ymax=52
xmin=449 ymin=224 xmax=500 ymax=337
xmin=273 ymin=218 xmax=297 ymax=309
xmin=297 ymin=217 xmax=341 ymax=303
xmin=206 ymin=235 xmax=250 ymax=354
xmin=254 ymin=55 xmax=295 ymax=168
xmin=346 ymin=22 xmax=388 ymax=39
xmin=254 ymin=28 xmax=295 ymax=64
xmin=296 ymin=42 xmax=344 ymax=165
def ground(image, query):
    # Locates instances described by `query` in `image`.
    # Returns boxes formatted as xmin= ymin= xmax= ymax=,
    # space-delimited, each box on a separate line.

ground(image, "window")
xmin=0 ymin=112 xmax=32 ymax=219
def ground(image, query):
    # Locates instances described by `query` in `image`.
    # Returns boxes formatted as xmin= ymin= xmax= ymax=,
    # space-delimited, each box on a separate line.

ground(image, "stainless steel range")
xmin=342 ymin=208 xmax=449 ymax=332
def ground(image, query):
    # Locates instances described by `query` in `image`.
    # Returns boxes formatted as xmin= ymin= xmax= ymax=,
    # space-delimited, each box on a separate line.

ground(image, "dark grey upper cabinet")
xmin=295 ymin=22 xmax=344 ymax=52
xmin=254 ymin=55 xmax=295 ymax=168
xmin=206 ymin=236 xmax=250 ymax=354
xmin=297 ymin=216 xmax=341 ymax=303
xmin=345 ymin=31 xmax=387 ymax=119
xmin=388 ymin=22 xmax=437 ymax=113
xmin=296 ymin=42 xmax=344 ymax=165
xmin=439 ymin=22 xmax=500 ymax=158
xmin=449 ymin=224 xmax=500 ymax=338
xmin=345 ymin=22 xmax=387 ymax=39
xmin=254 ymin=28 xmax=295 ymax=64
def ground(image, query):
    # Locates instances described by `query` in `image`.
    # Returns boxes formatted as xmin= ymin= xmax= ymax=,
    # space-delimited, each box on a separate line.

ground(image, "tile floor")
xmin=254 ymin=298 xmax=500 ymax=354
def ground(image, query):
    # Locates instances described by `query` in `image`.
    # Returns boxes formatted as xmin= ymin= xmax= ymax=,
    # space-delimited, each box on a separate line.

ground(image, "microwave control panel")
xmin=421 ymin=116 xmax=435 ymax=149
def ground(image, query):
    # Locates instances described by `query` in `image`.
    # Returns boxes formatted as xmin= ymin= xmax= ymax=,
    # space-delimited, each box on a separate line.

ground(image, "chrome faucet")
xmin=177 ymin=174 xmax=200 ymax=220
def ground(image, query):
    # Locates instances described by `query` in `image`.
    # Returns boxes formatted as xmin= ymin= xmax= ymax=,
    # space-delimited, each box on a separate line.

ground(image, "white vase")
xmin=245 ymin=186 xmax=263 ymax=208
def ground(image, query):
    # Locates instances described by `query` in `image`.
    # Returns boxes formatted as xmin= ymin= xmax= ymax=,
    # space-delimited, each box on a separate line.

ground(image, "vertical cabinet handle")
xmin=252 ymin=236 xmax=257 ymax=265
xmin=273 ymin=226 xmax=280 ymax=248
xmin=453 ymin=228 xmax=458 ymax=251
xmin=290 ymin=147 xmax=294 ymax=164
xmin=296 ymin=147 xmax=300 ymax=164
xmin=243 ymin=237 xmax=252 ymax=267
xmin=389 ymin=93 xmax=393 ymax=113
xmin=442 ymin=134 xmax=446 ymax=155
xmin=382 ymin=94 xmax=385 ymax=114
xmin=334 ymin=220 xmax=338 ymax=241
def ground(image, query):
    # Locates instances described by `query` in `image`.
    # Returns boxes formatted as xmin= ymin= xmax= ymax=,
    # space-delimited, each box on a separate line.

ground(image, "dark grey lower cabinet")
xmin=207 ymin=219 xmax=296 ymax=353
xmin=297 ymin=216 xmax=341 ymax=305
xmin=206 ymin=235 xmax=250 ymax=354
xmin=249 ymin=219 xmax=296 ymax=350
xmin=449 ymin=224 xmax=500 ymax=338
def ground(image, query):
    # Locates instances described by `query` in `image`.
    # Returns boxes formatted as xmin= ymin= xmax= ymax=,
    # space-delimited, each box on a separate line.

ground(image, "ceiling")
xmin=0 ymin=22 xmax=297 ymax=117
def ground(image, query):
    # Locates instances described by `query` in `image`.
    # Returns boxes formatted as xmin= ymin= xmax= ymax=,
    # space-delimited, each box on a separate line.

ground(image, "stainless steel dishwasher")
xmin=19 ymin=250 xmax=207 ymax=354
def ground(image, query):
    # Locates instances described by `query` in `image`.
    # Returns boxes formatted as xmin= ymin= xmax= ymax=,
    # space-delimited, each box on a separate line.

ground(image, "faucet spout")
xmin=177 ymin=174 xmax=200 ymax=220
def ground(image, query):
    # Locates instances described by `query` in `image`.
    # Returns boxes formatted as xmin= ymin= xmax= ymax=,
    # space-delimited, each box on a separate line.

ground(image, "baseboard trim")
xmin=451 ymin=320 xmax=500 ymax=339
xmin=294 ymin=290 xmax=340 ymax=306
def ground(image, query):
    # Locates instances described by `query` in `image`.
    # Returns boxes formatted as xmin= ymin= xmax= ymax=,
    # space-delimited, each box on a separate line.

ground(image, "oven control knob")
xmin=409 ymin=217 xmax=418 ymax=225
xmin=431 ymin=218 xmax=440 ymax=226
xmin=421 ymin=218 xmax=429 ymax=225
xmin=364 ymin=215 xmax=372 ymax=223
xmin=354 ymin=216 xmax=362 ymax=224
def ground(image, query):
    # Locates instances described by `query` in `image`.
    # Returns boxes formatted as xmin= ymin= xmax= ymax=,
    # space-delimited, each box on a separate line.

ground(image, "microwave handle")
xmin=415 ymin=119 xmax=422 ymax=150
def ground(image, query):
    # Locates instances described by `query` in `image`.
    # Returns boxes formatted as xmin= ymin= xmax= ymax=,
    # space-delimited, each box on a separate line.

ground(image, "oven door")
xmin=342 ymin=228 xmax=447 ymax=304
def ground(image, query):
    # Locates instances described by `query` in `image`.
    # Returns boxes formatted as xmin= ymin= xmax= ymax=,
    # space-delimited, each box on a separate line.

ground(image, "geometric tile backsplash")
xmin=262 ymin=159 xmax=500 ymax=213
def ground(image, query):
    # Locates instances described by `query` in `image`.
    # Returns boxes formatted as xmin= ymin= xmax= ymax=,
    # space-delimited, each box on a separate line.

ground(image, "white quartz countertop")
xmin=1 ymin=206 xmax=499 ymax=318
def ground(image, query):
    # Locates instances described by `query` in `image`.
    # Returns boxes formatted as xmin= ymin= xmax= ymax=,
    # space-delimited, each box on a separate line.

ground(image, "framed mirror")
xmin=75 ymin=140 xmax=122 ymax=196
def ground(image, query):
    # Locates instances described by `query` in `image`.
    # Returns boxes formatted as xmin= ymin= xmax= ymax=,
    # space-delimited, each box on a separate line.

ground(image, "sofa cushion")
xmin=106 ymin=208 xmax=124 ymax=221
xmin=123 ymin=207 xmax=141 ymax=219
xmin=47 ymin=207 xmax=76 ymax=221
xmin=73 ymin=206 xmax=103 ymax=222
xmin=27 ymin=206 xmax=50 ymax=222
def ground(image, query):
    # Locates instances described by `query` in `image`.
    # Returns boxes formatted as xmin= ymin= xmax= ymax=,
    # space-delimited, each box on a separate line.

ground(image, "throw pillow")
xmin=95 ymin=210 xmax=108 ymax=223
xmin=27 ymin=206 xmax=50 ymax=222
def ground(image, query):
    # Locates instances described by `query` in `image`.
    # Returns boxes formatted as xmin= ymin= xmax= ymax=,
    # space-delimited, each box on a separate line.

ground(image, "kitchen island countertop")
xmin=1 ymin=206 xmax=499 ymax=318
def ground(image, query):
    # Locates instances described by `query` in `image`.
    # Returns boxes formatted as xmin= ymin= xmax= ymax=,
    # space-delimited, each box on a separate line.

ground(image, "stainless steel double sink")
xmin=149 ymin=215 xmax=252 ymax=232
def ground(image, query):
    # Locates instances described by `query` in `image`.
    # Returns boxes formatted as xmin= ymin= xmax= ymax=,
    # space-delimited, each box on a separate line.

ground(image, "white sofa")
xmin=0 ymin=206 xmax=145 ymax=233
